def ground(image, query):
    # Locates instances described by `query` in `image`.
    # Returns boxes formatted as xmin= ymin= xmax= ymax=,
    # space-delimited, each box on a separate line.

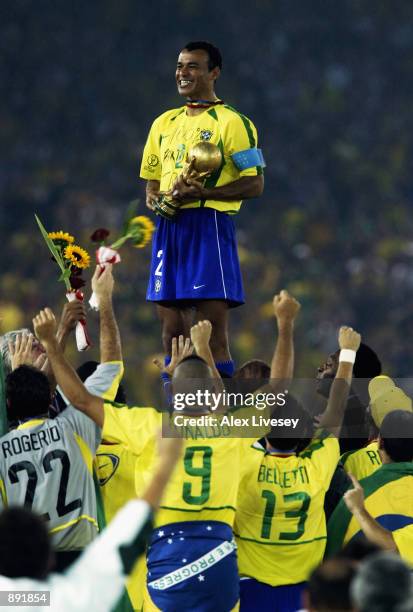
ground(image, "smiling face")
xmin=176 ymin=49 xmax=220 ymax=100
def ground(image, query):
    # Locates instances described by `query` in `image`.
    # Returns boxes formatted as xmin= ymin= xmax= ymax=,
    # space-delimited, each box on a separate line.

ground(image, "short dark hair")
xmin=183 ymin=41 xmax=222 ymax=70
xmin=380 ymin=410 xmax=413 ymax=462
xmin=307 ymin=559 xmax=356 ymax=611
xmin=0 ymin=507 xmax=52 ymax=579
xmin=266 ymin=395 xmax=313 ymax=451
xmin=353 ymin=343 xmax=382 ymax=379
xmin=6 ymin=365 xmax=50 ymax=421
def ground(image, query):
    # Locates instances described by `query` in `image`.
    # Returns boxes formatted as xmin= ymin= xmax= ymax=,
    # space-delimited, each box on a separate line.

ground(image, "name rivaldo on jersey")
xmin=2 ymin=425 xmax=61 ymax=458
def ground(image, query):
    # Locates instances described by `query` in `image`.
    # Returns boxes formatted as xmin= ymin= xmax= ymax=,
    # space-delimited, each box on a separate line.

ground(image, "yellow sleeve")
xmin=140 ymin=116 xmax=163 ymax=180
xmin=101 ymin=361 xmax=124 ymax=402
xmin=393 ymin=525 xmax=413 ymax=565
xmin=102 ymin=404 xmax=161 ymax=454
xmin=223 ymin=113 xmax=260 ymax=178
xmin=300 ymin=430 xmax=340 ymax=488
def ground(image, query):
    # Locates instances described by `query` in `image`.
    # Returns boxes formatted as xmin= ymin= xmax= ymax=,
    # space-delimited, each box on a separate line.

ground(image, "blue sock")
xmin=215 ymin=360 xmax=235 ymax=377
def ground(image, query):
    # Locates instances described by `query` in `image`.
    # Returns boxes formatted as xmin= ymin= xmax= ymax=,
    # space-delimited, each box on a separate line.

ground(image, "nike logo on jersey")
xmin=96 ymin=453 xmax=120 ymax=486
xmin=193 ymin=284 xmax=206 ymax=289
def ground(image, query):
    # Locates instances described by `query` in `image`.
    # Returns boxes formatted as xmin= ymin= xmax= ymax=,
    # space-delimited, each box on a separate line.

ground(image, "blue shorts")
xmin=147 ymin=209 xmax=245 ymax=307
xmin=146 ymin=521 xmax=239 ymax=612
xmin=239 ymin=578 xmax=306 ymax=612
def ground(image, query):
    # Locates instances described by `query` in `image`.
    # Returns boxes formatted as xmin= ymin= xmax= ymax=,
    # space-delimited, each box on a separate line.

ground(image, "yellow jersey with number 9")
xmin=155 ymin=424 xmax=244 ymax=528
xmin=140 ymin=104 xmax=261 ymax=214
xmin=234 ymin=431 xmax=339 ymax=586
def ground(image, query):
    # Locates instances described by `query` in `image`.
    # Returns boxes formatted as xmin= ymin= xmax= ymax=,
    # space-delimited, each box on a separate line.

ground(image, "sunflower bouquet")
xmin=35 ymin=215 xmax=92 ymax=351
xmin=89 ymin=202 xmax=155 ymax=310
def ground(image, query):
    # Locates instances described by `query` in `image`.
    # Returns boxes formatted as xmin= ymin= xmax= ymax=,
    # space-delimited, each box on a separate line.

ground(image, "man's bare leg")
xmin=156 ymin=303 xmax=192 ymax=357
xmin=194 ymin=300 xmax=233 ymax=376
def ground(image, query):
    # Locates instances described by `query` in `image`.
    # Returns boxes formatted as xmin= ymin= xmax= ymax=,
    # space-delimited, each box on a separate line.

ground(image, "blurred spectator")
xmin=351 ymin=553 xmax=413 ymax=612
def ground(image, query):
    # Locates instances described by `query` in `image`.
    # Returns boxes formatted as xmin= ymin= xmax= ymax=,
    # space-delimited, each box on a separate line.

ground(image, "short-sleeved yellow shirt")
xmin=140 ymin=104 xmax=262 ymax=214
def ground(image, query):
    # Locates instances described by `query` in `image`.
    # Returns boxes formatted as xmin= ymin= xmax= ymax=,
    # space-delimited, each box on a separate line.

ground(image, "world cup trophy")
xmin=153 ymin=142 xmax=223 ymax=221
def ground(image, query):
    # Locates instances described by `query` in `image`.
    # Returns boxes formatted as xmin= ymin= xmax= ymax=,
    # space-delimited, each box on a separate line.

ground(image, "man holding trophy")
xmin=140 ymin=41 xmax=264 ymax=377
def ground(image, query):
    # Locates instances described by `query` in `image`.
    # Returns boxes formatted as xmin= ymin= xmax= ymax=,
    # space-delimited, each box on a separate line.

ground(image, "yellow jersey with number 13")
xmin=235 ymin=431 xmax=339 ymax=586
xmin=140 ymin=104 xmax=261 ymax=214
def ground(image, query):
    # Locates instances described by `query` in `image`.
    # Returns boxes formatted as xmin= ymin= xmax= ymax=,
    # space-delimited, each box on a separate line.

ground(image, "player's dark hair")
xmin=307 ymin=559 xmax=356 ymax=611
xmin=353 ymin=343 xmax=382 ymax=379
xmin=266 ymin=395 xmax=313 ymax=452
xmin=173 ymin=355 xmax=214 ymax=383
xmin=0 ymin=507 xmax=53 ymax=579
xmin=183 ymin=41 xmax=222 ymax=70
xmin=338 ymin=537 xmax=381 ymax=562
xmin=77 ymin=360 xmax=126 ymax=403
xmin=6 ymin=365 xmax=51 ymax=421
xmin=380 ymin=410 xmax=413 ymax=462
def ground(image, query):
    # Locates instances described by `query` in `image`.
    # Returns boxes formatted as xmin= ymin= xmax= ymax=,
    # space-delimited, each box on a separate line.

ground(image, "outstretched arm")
xmin=319 ymin=327 xmax=361 ymax=437
xmin=91 ymin=265 xmax=122 ymax=363
xmin=344 ymin=473 xmax=397 ymax=552
xmin=270 ymin=290 xmax=301 ymax=383
xmin=33 ymin=309 xmax=104 ymax=427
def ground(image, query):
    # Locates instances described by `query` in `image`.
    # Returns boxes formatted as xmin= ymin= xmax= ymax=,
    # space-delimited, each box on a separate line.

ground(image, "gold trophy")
xmin=153 ymin=141 xmax=223 ymax=220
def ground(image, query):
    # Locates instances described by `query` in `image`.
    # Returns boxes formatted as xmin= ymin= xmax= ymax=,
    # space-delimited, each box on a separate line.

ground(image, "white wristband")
xmin=339 ymin=349 xmax=356 ymax=364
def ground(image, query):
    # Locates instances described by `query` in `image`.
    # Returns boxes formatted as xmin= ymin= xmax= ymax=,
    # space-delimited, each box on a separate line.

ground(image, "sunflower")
xmin=64 ymin=244 xmax=91 ymax=269
xmin=48 ymin=231 xmax=75 ymax=247
xmin=129 ymin=216 xmax=155 ymax=248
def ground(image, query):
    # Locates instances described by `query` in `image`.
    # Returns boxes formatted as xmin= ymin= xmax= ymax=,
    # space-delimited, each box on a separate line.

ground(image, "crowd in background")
xmin=2 ymin=1 xmax=413 ymax=404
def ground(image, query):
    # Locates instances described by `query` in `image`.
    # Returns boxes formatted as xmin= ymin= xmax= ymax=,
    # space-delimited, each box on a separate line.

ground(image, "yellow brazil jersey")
xmin=341 ymin=440 xmax=381 ymax=480
xmin=234 ymin=430 xmax=340 ymax=586
xmin=327 ymin=462 xmax=413 ymax=564
xmin=96 ymin=404 xmax=162 ymax=612
xmin=140 ymin=104 xmax=262 ymax=214
xmin=155 ymin=424 xmax=244 ymax=528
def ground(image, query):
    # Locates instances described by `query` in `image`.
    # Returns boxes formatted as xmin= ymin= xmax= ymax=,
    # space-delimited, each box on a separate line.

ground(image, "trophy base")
xmin=153 ymin=195 xmax=180 ymax=221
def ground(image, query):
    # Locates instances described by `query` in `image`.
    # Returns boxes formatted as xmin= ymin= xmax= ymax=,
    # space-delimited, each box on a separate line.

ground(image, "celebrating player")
xmin=140 ymin=40 xmax=265 ymax=377
xmin=234 ymin=326 xmax=361 ymax=612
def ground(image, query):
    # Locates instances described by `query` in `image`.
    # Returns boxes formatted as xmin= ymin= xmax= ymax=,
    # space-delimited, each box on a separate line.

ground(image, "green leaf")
xmin=122 ymin=199 xmax=140 ymax=235
xmin=35 ymin=214 xmax=66 ymax=272
xmin=58 ymin=268 xmax=72 ymax=281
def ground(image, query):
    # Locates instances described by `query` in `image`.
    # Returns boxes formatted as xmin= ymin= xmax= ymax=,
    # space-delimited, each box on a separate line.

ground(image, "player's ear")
xmin=210 ymin=66 xmax=220 ymax=83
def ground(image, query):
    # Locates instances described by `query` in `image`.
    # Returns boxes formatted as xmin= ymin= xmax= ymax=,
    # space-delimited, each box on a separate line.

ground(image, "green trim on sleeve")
xmin=223 ymin=105 xmax=256 ymax=148
xmin=326 ymin=464 xmax=413 ymax=557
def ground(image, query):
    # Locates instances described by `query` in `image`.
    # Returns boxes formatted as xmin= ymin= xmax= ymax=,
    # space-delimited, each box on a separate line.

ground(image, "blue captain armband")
xmin=231 ymin=148 xmax=266 ymax=171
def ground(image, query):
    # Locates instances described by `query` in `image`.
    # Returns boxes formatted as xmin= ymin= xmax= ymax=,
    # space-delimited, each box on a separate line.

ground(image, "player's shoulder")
xmin=152 ymin=106 xmax=186 ymax=126
xmin=217 ymin=104 xmax=257 ymax=127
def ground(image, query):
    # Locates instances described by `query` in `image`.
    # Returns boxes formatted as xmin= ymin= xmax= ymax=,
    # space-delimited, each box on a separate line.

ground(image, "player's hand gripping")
xmin=273 ymin=290 xmax=301 ymax=326
xmin=33 ymin=308 xmax=58 ymax=348
xmin=153 ymin=335 xmax=194 ymax=376
xmin=91 ymin=264 xmax=114 ymax=303
xmin=58 ymin=300 xmax=87 ymax=334
xmin=339 ymin=326 xmax=361 ymax=352
xmin=343 ymin=474 xmax=365 ymax=514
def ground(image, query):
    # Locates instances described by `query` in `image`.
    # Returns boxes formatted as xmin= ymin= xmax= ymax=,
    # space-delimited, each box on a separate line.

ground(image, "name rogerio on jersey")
xmin=2 ymin=425 xmax=61 ymax=458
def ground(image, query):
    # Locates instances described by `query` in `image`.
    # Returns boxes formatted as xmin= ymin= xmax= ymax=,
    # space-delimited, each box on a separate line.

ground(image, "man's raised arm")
xmin=270 ymin=290 xmax=301 ymax=384
xmin=319 ymin=326 xmax=361 ymax=437
xmin=91 ymin=264 xmax=122 ymax=363
xmin=33 ymin=308 xmax=104 ymax=427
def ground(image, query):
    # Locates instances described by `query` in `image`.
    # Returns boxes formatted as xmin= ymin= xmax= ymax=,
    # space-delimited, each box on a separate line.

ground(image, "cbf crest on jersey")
xmin=200 ymin=129 xmax=213 ymax=141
